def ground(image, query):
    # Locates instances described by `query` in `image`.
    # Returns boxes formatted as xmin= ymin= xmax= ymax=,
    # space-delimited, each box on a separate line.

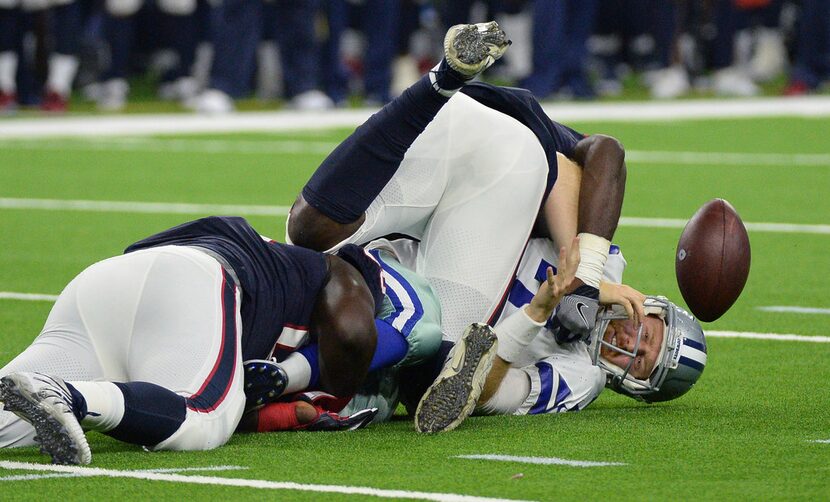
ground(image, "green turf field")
xmin=1 ymin=115 xmax=829 ymax=500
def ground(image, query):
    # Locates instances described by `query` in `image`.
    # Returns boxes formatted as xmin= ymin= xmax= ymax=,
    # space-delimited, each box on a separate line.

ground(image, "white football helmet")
xmin=587 ymin=296 xmax=707 ymax=402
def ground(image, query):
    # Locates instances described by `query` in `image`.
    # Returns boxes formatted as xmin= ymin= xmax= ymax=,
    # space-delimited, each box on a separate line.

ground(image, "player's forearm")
xmin=572 ymin=134 xmax=626 ymax=241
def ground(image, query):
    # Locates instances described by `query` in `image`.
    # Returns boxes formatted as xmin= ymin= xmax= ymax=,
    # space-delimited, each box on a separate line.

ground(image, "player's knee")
xmin=106 ymin=0 xmax=141 ymax=17
xmin=286 ymin=195 xmax=364 ymax=251
xmin=157 ymin=0 xmax=195 ymax=15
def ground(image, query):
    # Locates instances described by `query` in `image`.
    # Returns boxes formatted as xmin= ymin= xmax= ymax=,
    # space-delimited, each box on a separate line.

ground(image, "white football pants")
xmin=330 ymin=92 xmax=548 ymax=342
xmin=0 ymin=246 xmax=245 ymax=451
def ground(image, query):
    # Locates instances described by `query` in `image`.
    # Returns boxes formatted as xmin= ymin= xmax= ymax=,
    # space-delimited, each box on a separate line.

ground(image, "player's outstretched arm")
xmin=311 ymin=255 xmax=378 ymax=397
xmin=525 ymin=236 xmax=581 ymax=323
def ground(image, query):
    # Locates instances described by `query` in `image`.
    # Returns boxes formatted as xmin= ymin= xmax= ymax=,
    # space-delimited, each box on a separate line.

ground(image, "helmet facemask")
xmin=588 ymin=296 xmax=707 ymax=402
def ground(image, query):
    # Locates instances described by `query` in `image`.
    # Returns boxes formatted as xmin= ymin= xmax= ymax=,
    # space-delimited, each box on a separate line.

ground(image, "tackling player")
xmin=0 ymin=216 xmax=388 ymax=464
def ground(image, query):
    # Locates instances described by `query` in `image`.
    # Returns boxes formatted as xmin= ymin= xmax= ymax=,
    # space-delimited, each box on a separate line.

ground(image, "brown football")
xmin=675 ymin=199 xmax=751 ymax=322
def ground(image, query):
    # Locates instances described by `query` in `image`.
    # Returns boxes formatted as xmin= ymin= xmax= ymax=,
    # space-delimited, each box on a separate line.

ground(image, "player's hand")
xmin=599 ymin=282 xmax=646 ymax=326
xmin=526 ymin=236 xmax=581 ymax=323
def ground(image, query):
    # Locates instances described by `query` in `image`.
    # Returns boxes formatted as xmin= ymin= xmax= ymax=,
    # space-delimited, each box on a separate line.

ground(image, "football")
xmin=675 ymin=199 xmax=751 ymax=322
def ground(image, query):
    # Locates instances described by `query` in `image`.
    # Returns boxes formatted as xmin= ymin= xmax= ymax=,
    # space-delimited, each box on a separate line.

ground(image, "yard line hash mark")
xmin=0 ymin=461 xmax=530 ymax=502
xmin=1 ymin=198 xmax=828 ymax=235
xmin=756 ymin=306 xmax=830 ymax=315
xmin=455 ymin=454 xmax=626 ymax=468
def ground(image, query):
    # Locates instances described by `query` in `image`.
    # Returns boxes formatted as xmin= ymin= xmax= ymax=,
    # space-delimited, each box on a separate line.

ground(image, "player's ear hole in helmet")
xmin=588 ymin=296 xmax=707 ymax=403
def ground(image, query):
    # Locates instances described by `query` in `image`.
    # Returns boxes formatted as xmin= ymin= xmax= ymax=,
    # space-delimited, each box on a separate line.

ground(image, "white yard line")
xmin=619 ymin=217 xmax=830 ymax=235
xmin=0 ymin=198 xmax=288 ymax=216
xmin=756 ymin=306 xmax=830 ymax=315
xmin=0 ymin=292 xmax=59 ymax=302
xmin=808 ymin=439 xmax=830 ymax=444
xmin=454 ymin=455 xmax=626 ymax=468
xmin=1 ymin=197 xmax=828 ymax=234
xmin=1 ymin=136 xmax=828 ymax=168
xmin=0 ymin=461 xmax=529 ymax=502
xmin=0 ymin=137 xmax=339 ymax=155
xmin=2 ymin=96 xmax=830 ymax=139
xmin=0 ymin=465 xmax=247 ymax=482
xmin=707 ymin=331 xmax=830 ymax=343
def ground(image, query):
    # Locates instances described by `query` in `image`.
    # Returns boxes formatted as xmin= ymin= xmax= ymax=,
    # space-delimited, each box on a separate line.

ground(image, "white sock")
xmin=0 ymin=51 xmax=18 ymax=94
xmin=428 ymin=61 xmax=463 ymax=98
xmin=495 ymin=308 xmax=546 ymax=363
xmin=46 ymin=53 xmax=79 ymax=97
xmin=68 ymin=381 xmax=125 ymax=432
xmin=280 ymin=353 xmax=312 ymax=394
xmin=575 ymin=233 xmax=611 ymax=289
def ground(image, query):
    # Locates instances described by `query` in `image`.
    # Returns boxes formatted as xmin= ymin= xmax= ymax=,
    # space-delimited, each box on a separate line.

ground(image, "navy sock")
xmin=107 ymin=382 xmax=186 ymax=446
xmin=64 ymin=382 xmax=88 ymax=422
xmin=301 ymin=75 xmax=449 ymax=224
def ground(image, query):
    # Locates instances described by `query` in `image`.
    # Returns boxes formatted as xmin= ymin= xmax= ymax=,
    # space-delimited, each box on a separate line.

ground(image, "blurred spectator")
xmin=520 ymin=0 xmax=599 ymax=99
xmin=321 ymin=0 xmax=400 ymax=106
xmin=784 ymin=0 xmax=830 ymax=95
xmin=0 ymin=0 xmax=82 ymax=112
xmin=188 ymin=0 xmax=331 ymax=113
xmin=91 ymin=0 xmax=199 ymax=110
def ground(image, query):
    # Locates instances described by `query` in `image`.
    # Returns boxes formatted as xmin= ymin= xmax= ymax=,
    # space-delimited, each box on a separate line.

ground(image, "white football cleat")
xmin=443 ymin=21 xmax=511 ymax=80
xmin=0 ymin=372 xmax=91 ymax=465
xmin=415 ymin=323 xmax=498 ymax=433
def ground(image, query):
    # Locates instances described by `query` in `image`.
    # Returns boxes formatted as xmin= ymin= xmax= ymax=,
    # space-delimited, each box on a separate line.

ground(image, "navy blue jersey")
xmin=125 ymin=216 xmax=342 ymax=361
xmin=461 ymin=82 xmax=585 ymax=199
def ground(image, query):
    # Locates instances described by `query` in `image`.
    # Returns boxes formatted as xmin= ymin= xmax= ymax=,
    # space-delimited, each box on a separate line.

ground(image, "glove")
xmin=550 ymin=284 xmax=599 ymax=344
xmin=243 ymin=358 xmax=289 ymax=410
xmin=247 ymin=400 xmax=378 ymax=432
xmin=302 ymin=407 xmax=378 ymax=432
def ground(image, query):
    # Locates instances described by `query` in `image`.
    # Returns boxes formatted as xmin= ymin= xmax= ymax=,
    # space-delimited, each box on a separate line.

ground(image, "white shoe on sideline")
xmin=713 ymin=67 xmax=759 ymax=97
xmin=289 ymin=90 xmax=334 ymax=111
xmin=185 ymin=88 xmax=235 ymax=114
xmin=97 ymin=78 xmax=129 ymax=111
xmin=648 ymin=66 xmax=690 ymax=99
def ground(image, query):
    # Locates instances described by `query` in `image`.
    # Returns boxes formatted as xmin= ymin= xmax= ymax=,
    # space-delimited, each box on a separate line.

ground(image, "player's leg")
xmin=287 ymin=21 xmax=510 ymax=251
xmin=43 ymin=0 xmax=81 ymax=111
xmin=0 ymin=1 xmax=20 ymax=111
xmin=0 ymin=276 xmax=108 ymax=448
xmin=416 ymin=93 xmax=549 ymax=341
xmin=1 ymin=247 xmax=244 ymax=463
xmin=118 ymin=246 xmax=245 ymax=451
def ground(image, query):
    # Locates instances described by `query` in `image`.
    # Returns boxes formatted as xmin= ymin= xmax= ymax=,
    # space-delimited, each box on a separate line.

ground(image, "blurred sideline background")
xmin=1 ymin=0 xmax=829 ymax=116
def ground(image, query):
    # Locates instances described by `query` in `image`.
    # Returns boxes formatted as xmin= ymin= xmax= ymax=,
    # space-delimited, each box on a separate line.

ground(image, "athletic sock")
xmin=46 ymin=54 xmax=79 ymax=97
xmin=107 ymin=382 xmax=186 ymax=446
xmin=428 ymin=58 xmax=470 ymax=97
xmin=0 ymin=51 xmax=17 ymax=94
xmin=280 ymin=351 xmax=313 ymax=394
xmin=66 ymin=381 xmax=125 ymax=432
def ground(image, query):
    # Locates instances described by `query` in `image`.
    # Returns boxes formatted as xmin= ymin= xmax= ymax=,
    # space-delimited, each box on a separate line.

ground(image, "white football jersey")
xmin=499 ymin=238 xmax=627 ymax=414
